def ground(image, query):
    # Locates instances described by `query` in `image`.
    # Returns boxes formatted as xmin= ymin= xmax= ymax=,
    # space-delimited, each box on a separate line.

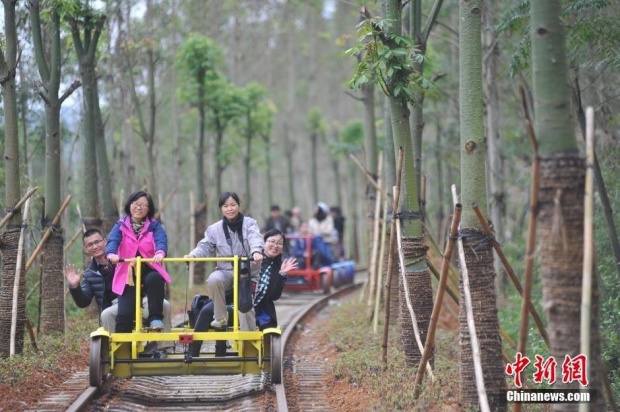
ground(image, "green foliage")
xmin=497 ymin=0 xmax=620 ymax=76
xmin=344 ymin=16 xmax=431 ymax=105
xmin=306 ymin=106 xmax=328 ymax=135
xmin=176 ymin=34 xmax=225 ymax=106
xmin=327 ymin=119 xmax=364 ymax=158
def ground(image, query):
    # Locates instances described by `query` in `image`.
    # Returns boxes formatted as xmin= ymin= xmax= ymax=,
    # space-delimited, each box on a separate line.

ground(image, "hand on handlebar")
xmin=251 ymin=251 xmax=263 ymax=264
xmin=107 ymin=253 xmax=119 ymax=264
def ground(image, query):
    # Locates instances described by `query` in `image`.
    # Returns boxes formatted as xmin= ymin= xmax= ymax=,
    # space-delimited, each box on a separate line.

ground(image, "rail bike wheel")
xmin=89 ymin=335 xmax=109 ymax=387
xmin=269 ymin=333 xmax=282 ymax=384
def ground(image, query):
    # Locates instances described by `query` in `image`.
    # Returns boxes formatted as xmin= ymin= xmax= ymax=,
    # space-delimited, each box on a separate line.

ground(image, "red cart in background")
xmin=284 ymin=234 xmax=355 ymax=294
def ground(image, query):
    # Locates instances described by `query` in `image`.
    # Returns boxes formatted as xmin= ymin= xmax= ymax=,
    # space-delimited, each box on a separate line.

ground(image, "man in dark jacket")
xmin=65 ymin=229 xmax=171 ymax=337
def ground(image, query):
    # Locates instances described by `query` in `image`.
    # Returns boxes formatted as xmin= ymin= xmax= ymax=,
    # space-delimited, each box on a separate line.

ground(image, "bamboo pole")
xmin=454 ymin=193 xmax=490 ymax=412
xmin=579 ymin=107 xmax=595 ymax=412
xmin=395 ymin=213 xmax=434 ymax=380
xmin=413 ymin=202 xmax=461 ymax=397
xmin=349 ymin=153 xmax=389 ymax=202
xmin=25 ymin=195 xmax=72 ymax=270
xmin=154 ymin=190 xmax=176 ymax=220
xmin=11 ymin=197 xmax=32 ymax=356
xmin=373 ymin=197 xmax=388 ymax=334
xmin=0 ymin=187 xmax=38 ymax=230
xmin=64 ymin=227 xmax=83 ymax=253
xmin=76 ymin=203 xmax=86 ymax=231
xmin=367 ymin=156 xmax=383 ymax=308
xmin=381 ymin=148 xmax=404 ymax=366
xmin=471 ymin=204 xmax=549 ymax=347
xmin=189 ymin=191 xmax=195 ymax=283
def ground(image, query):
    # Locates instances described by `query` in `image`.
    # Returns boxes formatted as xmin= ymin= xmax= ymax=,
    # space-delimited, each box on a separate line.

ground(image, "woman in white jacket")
xmin=186 ymin=191 xmax=264 ymax=329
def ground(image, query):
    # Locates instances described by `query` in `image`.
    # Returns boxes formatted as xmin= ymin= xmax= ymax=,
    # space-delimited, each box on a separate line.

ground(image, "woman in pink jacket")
xmin=105 ymin=191 xmax=170 ymax=333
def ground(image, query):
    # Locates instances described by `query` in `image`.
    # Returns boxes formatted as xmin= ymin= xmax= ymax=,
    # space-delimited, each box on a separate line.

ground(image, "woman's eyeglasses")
xmin=131 ymin=202 xmax=149 ymax=209
xmin=266 ymin=240 xmax=284 ymax=247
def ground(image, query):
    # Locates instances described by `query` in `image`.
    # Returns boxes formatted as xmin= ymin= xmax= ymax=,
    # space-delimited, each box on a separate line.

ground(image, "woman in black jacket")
xmin=254 ymin=229 xmax=298 ymax=330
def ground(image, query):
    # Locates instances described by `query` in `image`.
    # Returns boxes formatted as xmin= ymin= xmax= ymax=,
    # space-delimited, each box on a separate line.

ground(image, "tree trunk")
xmin=482 ymin=0 xmax=506 ymax=292
xmin=0 ymin=0 xmax=26 ymax=357
xmin=459 ymin=1 xmax=506 ymax=409
xmin=311 ymin=132 xmax=318 ymax=202
xmin=530 ymin=1 xmax=603 ymax=409
xmin=384 ymin=0 xmax=433 ymax=368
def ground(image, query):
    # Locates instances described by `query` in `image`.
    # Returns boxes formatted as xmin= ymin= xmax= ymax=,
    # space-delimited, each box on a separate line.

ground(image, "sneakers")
xmin=149 ymin=319 xmax=164 ymax=331
xmin=210 ymin=315 xmax=228 ymax=329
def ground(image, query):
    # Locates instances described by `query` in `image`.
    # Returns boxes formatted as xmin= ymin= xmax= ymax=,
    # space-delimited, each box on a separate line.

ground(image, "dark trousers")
xmin=190 ymin=301 xmax=232 ymax=357
xmin=116 ymin=270 xmax=165 ymax=333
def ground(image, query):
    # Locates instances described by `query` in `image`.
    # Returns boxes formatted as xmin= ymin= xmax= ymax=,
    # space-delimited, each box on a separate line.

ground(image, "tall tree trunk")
xmin=311 ymin=131 xmax=319 ymax=202
xmin=458 ymin=1 xmax=506 ymax=410
xmin=482 ymin=0 xmax=506 ymax=292
xmin=384 ymin=0 xmax=433 ymax=369
xmin=193 ymin=86 xmax=207 ymax=285
xmin=531 ymin=1 xmax=603 ymax=409
xmin=0 ymin=0 xmax=26 ymax=357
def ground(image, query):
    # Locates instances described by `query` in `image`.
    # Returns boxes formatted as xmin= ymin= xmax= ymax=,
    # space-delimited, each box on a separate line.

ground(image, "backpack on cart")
xmin=188 ymin=294 xmax=212 ymax=328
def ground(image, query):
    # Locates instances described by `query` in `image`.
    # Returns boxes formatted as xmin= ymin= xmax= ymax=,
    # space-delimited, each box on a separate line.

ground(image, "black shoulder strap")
xmin=222 ymin=218 xmax=244 ymax=247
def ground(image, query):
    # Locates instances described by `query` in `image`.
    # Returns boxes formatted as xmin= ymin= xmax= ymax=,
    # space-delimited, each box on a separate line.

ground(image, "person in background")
xmin=65 ymin=229 xmax=172 ymax=335
xmin=288 ymin=206 xmax=302 ymax=233
xmin=330 ymin=206 xmax=346 ymax=260
xmin=186 ymin=191 xmax=264 ymax=330
xmin=254 ymin=229 xmax=297 ymax=330
xmin=262 ymin=204 xmax=292 ymax=234
xmin=308 ymin=201 xmax=337 ymax=244
xmin=106 ymin=191 xmax=170 ymax=333
xmin=291 ymin=221 xmax=333 ymax=269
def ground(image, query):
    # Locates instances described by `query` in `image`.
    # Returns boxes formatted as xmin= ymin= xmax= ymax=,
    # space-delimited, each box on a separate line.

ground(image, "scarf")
xmin=253 ymin=254 xmax=282 ymax=306
xmin=131 ymin=220 xmax=145 ymax=237
xmin=223 ymin=213 xmax=245 ymax=236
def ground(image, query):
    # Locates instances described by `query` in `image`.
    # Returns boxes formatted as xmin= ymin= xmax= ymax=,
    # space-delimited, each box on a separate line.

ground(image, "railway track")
xmin=30 ymin=280 xmax=362 ymax=411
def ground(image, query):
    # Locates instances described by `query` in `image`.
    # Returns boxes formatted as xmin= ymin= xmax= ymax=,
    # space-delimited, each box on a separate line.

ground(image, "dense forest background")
xmin=1 ymin=0 xmax=619 ymax=404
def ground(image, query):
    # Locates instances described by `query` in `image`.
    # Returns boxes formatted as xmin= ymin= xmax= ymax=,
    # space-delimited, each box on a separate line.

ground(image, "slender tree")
xmin=530 ymin=1 xmax=604 ymax=409
xmin=67 ymin=5 xmax=106 ymax=237
xmin=31 ymin=0 xmax=80 ymax=334
xmin=176 ymin=34 xmax=224 ymax=284
xmin=458 ymin=1 xmax=506 ymax=409
xmin=307 ymin=107 xmax=327 ymax=203
xmin=0 ymin=0 xmax=26 ymax=357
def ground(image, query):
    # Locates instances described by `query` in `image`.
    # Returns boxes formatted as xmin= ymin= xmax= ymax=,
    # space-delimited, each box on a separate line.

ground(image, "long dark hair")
xmin=123 ymin=190 xmax=156 ymax=219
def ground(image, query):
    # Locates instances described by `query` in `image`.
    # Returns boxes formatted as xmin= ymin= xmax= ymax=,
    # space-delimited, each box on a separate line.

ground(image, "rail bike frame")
xmin=88 ymin=256 xmax=282 ymax=388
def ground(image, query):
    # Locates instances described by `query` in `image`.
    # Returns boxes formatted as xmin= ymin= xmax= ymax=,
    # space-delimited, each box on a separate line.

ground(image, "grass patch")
xmin=0 ymin=318 xmax=98 ymax=387
xmin=327 ymin=300 xmax=460 ymax=411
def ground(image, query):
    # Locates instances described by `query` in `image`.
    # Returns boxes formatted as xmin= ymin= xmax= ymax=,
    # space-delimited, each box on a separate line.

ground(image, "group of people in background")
xmin=261 ymin=201 xmax=346 ymax=267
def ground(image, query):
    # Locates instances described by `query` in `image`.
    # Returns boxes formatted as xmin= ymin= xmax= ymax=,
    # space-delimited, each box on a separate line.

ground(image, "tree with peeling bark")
xmin=458 ymin=1 xmax=506 ymax=410
xmin=0 ymin=0 xmax=26 ymax=358
xmin=348 ymin=0 xmax=434 ymax=368
xmin=31 ymin=0 xmax=81 ymax=334
xmin=530 ymin=1 xmax=604 ymax=410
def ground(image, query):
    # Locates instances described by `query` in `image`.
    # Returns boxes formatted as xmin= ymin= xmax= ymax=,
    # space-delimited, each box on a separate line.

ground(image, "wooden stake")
xmin=373 ymin=197 xmax=388 ymax=334
xmin=579 ymin=108 xmax=595 ymax=412
xmin=26 ymin=195 xmax=72 ymax=270
xmin=367 ymin=156 xmax=383 ymax=308
xmin=395 ymin=213 xmax=434 ymax=380
xmin=414 ymin=202 xmax=461 ymax=397
xmin=381 ymin=148 xmax=404 ymax=366
xmin=0 ymin=187 xmax=38 ymax=230
xmin=454 ymin=191 xmax=490 ymax=412
xmin=11 ymin=197 xmax=32 ymax=356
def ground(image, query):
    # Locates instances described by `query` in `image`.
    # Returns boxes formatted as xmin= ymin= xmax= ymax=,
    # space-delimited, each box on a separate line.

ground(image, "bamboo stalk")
xmin=11 ymin=197 xmax=32 ymax=356
xmin=471 ymin=204 xmax=549 ymax=347
xmin=381 ymin=147 xmax=404 ymax=366
xmin=579 ymin=107 xmax=595 ymax=412
xmin=367 ymin=156 xmax=383 ymax=308
xmin=0 ymin=187 xmax=38 ymax=230
xmin=396 ymin=210 xmax=434 ymax=380
xmin=455 ymin=196 xmax=490 ymax=412
xmin=373 ymin=201 xmax=388 ymax=334
xmin=26 ymin=195 xmax=72 ymax=270
xmin=413 ymin=202 xmax=461 ymax=397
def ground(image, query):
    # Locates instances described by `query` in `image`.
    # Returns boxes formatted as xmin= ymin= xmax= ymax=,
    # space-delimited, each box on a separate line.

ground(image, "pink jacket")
xmin=106 ymin=217 xmax=171 ymax=295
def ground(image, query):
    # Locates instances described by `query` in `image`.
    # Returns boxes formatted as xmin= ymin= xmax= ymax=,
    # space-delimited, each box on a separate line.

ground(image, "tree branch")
xmin=345 ymin=90 xmax=364 ymax=101
xmin=59 ymin=79 xmax=82 ymax=104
